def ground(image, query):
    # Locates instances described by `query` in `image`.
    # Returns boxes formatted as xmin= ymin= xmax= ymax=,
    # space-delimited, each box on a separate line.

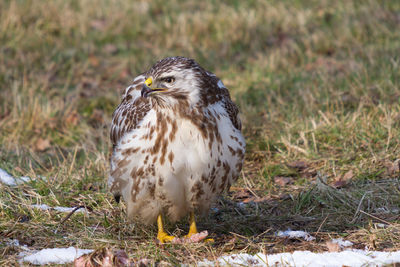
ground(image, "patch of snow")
xmin=37 ymin=175 xmax=48 ymax=181
xmin=0 ymin=168 xmax=18 ymax=185
xmin=0 ymin=168 xmax=31 ymax=186
xmin=375 ymin=223 xmax=388 ymax=228
xmin=4 ymin=239 xmax=29 ymax=251
xmin=19 ymin=176 xmax=31 ymax=182
xmin=332 ymin=238 xmax=353 ymax=247
xmin=237 ymin=202 xmax=246 ymax=208
xmin=21 ymin=247 xmax=93 ymax=265
xmin=377 ymin=207 xmax=400 ymax=214
xmin=7 ymin=239 xmax=20 ymax=247
xmin=0 ymin=168 xmax=46 ymax=186
xmin=199 ymin=250 xmax=400 ymax=267
xmin=276 ymin=229 xmax=316 ymax=241
xmin=31 ymin=204 xmax=87 ymax=214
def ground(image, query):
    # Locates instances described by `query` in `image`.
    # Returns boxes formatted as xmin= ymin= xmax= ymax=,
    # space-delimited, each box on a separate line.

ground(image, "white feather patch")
xmin=217 ymin=80 xmax=225 ymax=88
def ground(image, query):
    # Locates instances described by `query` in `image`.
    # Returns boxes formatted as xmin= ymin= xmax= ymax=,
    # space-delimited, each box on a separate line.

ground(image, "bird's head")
xmin=141 ymin=57 xmax=219 ymax=107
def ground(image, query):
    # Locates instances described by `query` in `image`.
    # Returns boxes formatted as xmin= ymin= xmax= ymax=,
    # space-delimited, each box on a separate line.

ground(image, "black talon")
xmin=113 ymin=194 xmax=121 ymax=203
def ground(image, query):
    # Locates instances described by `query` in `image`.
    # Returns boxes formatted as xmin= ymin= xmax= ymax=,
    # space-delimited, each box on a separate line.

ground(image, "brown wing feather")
xmin=199 ymin=72 xmax=242 ymax=131
xmin=110 ymin=82 xmax=151 ymax=146
xmin=223 ymin=95 xmax=242 ymax=131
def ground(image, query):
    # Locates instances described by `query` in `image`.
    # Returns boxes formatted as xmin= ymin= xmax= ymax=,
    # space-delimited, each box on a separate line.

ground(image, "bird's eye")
xmin=163 ymin=77 xmax=175 ymax=83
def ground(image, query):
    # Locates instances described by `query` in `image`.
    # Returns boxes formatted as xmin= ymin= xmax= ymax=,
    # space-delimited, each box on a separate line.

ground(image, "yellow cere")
xmin=145 ymin=77 xmax=153 ymax=87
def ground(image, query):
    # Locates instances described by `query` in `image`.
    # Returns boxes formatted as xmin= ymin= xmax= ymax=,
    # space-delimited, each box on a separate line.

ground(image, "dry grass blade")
xmin=1 ymin=0 xmax=400 ymax=265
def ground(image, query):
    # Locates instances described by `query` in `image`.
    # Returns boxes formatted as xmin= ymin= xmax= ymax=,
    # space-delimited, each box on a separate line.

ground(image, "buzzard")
xmin=109 ymin=57 xmax=245 ymax=243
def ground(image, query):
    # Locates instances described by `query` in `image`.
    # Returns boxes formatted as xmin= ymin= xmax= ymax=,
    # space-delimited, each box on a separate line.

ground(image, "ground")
xmin=0 ymin=0 xmax=400 ymax=265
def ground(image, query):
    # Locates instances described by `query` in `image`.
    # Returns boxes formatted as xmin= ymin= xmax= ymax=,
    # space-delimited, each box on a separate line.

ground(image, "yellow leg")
xmin=157 ymin=214 xmax=175 ymax=243
xmin=184 ymin=212 xmax=198 ymax=238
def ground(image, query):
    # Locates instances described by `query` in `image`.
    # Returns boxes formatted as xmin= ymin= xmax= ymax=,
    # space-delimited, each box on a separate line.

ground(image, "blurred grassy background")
xmin=1 ymin=0 xmax=400 ymax=264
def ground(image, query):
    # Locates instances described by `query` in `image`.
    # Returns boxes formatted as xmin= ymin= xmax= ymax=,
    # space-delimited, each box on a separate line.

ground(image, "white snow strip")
xmin=276 ymin=229 xmax=316 ymax=241
xmin=31 ymin=204 xmax=87 ymax=214
xmin=332 ymin=238 xmax=353 ymax=247
xmin=5 ymin=239 xmax=29 ymax=251
xmin=6 ymin=239 xmax=21 ymax=247
xmin=22 ymin=247 xmax=93 ymax=265
xmin=199 ymin=250 xmax=400 ymax=267
xmin=0 ymin=168 xmax=30 ymax=186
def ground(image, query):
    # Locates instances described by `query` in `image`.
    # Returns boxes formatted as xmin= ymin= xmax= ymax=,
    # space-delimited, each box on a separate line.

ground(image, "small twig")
xmin=241 ymin=170 xmax=259 ymax=198
xmin=318 ymin=110 xmax=331 ymax=125
xmin=229 ymin=231 xmax=249 ymax=240
xmin=359 ymin=210 xmax=392 ymax=225
xmin=350 ymin=191 xmax=368 ymax=223
xmin=234 ymin=208 xmax=244 ymax=217
xmin=255 ymin=228 xmax=272 ymax=239
xmin=68 ymin=146 xmax=78 ymax=176
xmin=281 ymin=137 xmax=309 ymax=156
xmin=316 ymin=214 xmax=329 ymax=235
xmin=60 ymin=205 xmax=86 ymax=225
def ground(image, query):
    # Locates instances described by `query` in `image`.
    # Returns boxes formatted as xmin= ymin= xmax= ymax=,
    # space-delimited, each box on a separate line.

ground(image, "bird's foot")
xmin=157 ymin=231 xmax=176 ymax=244
xmin=157 ymin=214 xmax=176 ymax=244
xmin=158 ymin=231 xmax=214 ymax=244
xmin=184 ymin=227 xmax=198 ymax=239
xmin=177 ymin=212 xmax=214 ymax=243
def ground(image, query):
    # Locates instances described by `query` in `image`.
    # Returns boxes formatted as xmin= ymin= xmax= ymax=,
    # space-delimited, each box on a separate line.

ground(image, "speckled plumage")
xmin=109 ymin=57 xmax=245 ymax=224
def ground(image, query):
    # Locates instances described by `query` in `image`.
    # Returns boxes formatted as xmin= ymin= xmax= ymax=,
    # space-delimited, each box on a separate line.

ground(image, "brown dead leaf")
xmin=242 ymin=197 xmax=255 ymax=203
xmin=274 ymin=176 xmax=293 ymax=186
xmin=88 ymin=55 xmax=100 ymax=67
xmin=231 ymin=188 xmax=254 ymax=200
xmin=74 ymin=248 xmax=129 ymax=267
xmin=35 ymin=138 xmax=50 ymax=152
xmin=331 ymin=179 xmax=348 ymax=189
xmin=65 ymin=111 xmax=79 ymax=126
xmin=342 ymin=170 xmax=354 ymax=180
xmin=240 ymin=196 xmax=273 ymax=204
xmin=331 ymin=170 xmax=354 ymax=188
xmin=252 ymin=196 xmax=273 ymax=203
xmin=385 ymin=159 xmax=400 ymax=176
xmin=47 ymin=117 xmax=57 ymax=129
xmin=286 ymin=160 xmax=316 ymax=178
xmin=326 ymin=241 xmax=340 ymax=252
xmin=90 ymin=19 xmax=107 ymax=31
xmin=89 ymin=109 xmax=104 ymax=126
xmin=287 ymin=161 xmax=309 ymax=171
xmin=230 ymin=188 xmax=272 ymax=203
xmin=103 ymin=44 xmax=118 ymax=54
xmin=300 ymin=170 xmax=317 ymax=178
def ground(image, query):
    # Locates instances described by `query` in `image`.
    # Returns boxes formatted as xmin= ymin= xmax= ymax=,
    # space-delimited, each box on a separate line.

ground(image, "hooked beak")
xmin=141 ymin=77 xmax=167 ymax=98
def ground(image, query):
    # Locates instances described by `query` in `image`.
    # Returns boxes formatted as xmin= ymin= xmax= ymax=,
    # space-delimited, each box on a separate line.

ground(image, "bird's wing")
xmin=222 ymin=95 xmax=242 ymax=131
xmin=110 ymin=75 xmax=151 ymax=146
xmin=204 ymin=73 xmax=242 ymax=131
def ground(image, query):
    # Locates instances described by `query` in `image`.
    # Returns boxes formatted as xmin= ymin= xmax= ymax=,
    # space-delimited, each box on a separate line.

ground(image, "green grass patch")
xmin=1 ymin=0 xmax=400 ymax=265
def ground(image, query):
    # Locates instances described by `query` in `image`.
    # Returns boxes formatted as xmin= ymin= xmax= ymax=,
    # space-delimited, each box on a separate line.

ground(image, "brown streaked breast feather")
xmin=110 ymin=94 xmax=151 ymax=146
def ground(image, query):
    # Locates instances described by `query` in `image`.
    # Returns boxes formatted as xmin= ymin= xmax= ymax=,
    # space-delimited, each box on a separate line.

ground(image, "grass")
xmin=1 ymin=0 xmax=400 ymax=265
